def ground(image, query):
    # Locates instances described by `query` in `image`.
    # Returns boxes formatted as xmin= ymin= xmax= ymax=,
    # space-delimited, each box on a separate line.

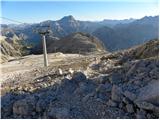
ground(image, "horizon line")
xmin=1 ymin=15 xmax=159 ymax=25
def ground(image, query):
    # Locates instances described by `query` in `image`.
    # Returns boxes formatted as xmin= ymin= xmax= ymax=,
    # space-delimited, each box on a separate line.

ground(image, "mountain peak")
xmin=59 ymin=15 xmax=76 ymax=22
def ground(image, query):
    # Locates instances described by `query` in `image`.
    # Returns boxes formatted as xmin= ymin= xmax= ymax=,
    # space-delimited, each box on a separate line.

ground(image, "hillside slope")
xmin=93 ymin=16 xmax=159 ymax=51
xmin=0 ymin=36 xmax=21 ymax=63
xmin=1 ymin=39 xmax=158 ymax=119
xmin=47 ymin=32 xmax=106 ymax=54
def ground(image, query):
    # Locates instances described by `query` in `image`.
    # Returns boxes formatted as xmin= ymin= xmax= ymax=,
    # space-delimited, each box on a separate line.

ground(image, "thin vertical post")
xmin=42 ymin=35 xmax=48 ymax=67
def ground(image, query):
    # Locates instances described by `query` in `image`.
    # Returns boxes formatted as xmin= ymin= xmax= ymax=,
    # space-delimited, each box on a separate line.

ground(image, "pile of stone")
xmin=1 ymin=39 xmax=159 ymax=119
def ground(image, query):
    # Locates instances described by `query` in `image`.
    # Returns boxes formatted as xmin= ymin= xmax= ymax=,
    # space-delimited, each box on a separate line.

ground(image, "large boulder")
xmin=13 ymin=96 xmax=37 ymax=116
xmin=136 ymin=80 xmax=159 ymax=105
xmin=71 ymin=72 xmax=87 ymax=83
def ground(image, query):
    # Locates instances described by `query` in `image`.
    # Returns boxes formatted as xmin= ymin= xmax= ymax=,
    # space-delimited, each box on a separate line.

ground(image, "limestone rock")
xmin=123 ymin=91 xmax=137 ymax=101
xmin=13 ymin=96 xmax=36 ymax=116
xmin=136 ymin=80 xmax=158 ymax=105
xmin=71 ymin=72 xmax=87 ymax=83
xmin=126 ymin=104 xmax=134 ymax=113
xmin=48 ymin=107 xmax=70 ymax=119
xmin=111 ymin=85 xmax=122 ymax=102
xmin=135 ymin=101 xmax=158 ymax=114
xmin=107 ymin=99 xmax=118 ymax=107
xmin=96 ymin=83 xmax=112 ymax=93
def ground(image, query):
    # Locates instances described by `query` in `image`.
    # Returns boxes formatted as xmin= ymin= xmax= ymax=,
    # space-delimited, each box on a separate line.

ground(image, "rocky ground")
xmin=1 ymin=39 xmax=159 ymax=119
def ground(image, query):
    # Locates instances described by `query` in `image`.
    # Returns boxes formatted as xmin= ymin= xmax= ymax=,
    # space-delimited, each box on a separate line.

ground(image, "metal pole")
xmin=42 ymin=35 xmax=48 ymax=67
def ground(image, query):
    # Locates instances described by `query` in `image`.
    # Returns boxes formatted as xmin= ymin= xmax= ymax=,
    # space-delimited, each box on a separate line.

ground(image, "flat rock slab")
xmin=136 ymin=80 xmax=159 ymax=105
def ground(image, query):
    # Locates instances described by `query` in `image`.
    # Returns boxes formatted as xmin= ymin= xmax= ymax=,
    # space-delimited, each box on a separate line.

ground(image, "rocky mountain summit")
xmin=1 ymin=39 xmax=159 ymax=119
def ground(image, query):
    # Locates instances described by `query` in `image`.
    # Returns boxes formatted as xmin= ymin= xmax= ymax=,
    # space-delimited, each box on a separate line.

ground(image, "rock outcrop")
xmin=0 ymin=36 xmax=21 ymax=63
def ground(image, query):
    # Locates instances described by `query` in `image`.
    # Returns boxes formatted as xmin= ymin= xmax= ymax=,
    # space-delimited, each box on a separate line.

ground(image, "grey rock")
xmin=136 ymin=113 xmax=146 ymax=119
xmin=44 ymin=76 xmax=51 ymax=81
xmin=122 ymin=97 xmax=130 ymax=104
xmin=107 ymin=99 xmax=118 ymax=107
xmin=99 ymin=75 xmax=110 ymax=84
xmin=136 ymin=109 xmax=146 ymax=119
xmin=71 ymin=72 xmax=87 ymax=83
xmin=126 ymin=104 xmax=134 ymax=113
xmin=1 ymin=93 xmax=17 ymax=118
xmin=48 ymin=107 xmax=70 ymax=119
xmin=136 ymin=80 xmax=159 ymax=105
xmin=109 ymin=72 xmax=123 ymax=84
xmin=96 ymin=83 xmax=112 ymax=93
xmin=36 ymin=99 xmax=47 ymax=112
xmin=118 ymin=102 xmax=124 ymax=109
xmin=111 ymin=85 xmax=122 ymax=102
xmin=135 ymin=101 xmax=158 ymax=114
xmin=74 ymin=82 xmax=95 ymax=95
xmin=96 ymin=92 xmax=110 ymax=101
xmin=82 ymin=93 xmax=94 ymax=102
xmin=123 ymin=91 xmax=137 ymax=101
xmin=13 ymin=96 xmax=36 ymax=116
xmin=61 ymin=78 xmax=77 ymax=94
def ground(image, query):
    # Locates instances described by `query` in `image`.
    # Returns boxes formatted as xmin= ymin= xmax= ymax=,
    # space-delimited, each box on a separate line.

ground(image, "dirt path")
xmin=0 ymin=52 xmax=100 ymax=83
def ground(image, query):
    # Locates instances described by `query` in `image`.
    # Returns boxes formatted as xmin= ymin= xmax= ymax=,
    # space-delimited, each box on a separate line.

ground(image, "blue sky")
xmin=1 ymin=0 xmax=159 ymax=24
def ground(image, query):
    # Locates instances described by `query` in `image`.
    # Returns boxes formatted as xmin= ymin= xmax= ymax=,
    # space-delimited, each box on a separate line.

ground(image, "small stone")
xmin=96 ymin=92 xmax=110 ymax=101
xmin=36 ymin=99 xmax=47 ymax=112
xmin=136 ymin=114 xmax=146 ymax=119
xmin=107 ymin=99 xmax=118 ymax=107
xmin=43 ymin=76 xmax=51 ymax=81
xmin=135 ymin=101 xmax=158 ymax=114
xmin=118 ymin=102 xmax=124 ymax=109
xmin=82 ymin=93 xmax=94 ymax=102
xmin=96 ymin=83 xmax=112 ymax=93
xmin=48 ymin=107 xmax=70 ymax=119
xmin=56 ymin=68 xmax=63 ymax=75
xmin=136 ymin=109 xmax=146 ymax=119
xmin=99 ymin=75 xmax=109 ymax=84
xmin=126 ymin=104 xmax=134 ymax=113
xmin=17 ymin=86 xmax=23 ymax=91
xmin=109 ymin=72 xmax=123 ymax=84
xmin=123 ymin=91 xmax=137 ymax=101
xmin=111 ymin=85 xmax=122 ymax=102
xmin=122 ymin=97 xmax=130 ymax=104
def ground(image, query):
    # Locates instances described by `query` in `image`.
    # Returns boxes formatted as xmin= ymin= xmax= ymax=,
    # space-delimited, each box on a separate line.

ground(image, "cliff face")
xmin=0 ymin=36 xmax=21 ymax=63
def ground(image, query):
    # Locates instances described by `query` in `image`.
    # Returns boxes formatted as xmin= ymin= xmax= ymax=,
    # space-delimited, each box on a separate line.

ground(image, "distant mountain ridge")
xmin=1 ymin=15 xmax=159 ymax=53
